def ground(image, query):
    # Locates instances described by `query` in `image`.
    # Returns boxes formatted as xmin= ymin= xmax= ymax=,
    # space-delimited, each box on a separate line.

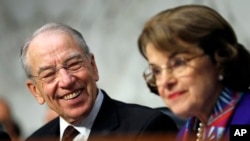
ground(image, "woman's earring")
xmin=218 ymin=74 xmax=224 ymax=81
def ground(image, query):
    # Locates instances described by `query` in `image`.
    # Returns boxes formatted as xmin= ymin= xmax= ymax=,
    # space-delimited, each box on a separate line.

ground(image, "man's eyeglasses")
xmin=143 ymin=54 xmax=205 ymax=87
xmin=31 ymin=57 xmax=89 ymax=83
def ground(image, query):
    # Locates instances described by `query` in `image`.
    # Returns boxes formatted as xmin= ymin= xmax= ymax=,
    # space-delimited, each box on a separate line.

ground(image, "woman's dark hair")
xmin=138 ymin=5 xmax=250 ymax=94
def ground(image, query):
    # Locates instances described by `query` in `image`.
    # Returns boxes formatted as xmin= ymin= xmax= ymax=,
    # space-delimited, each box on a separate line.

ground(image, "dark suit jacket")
xmin=26 ymin=90 xmax=178 ymax=141
xmin=0 ymin=123 xmax=11 ymax=141
xmin=0 ymin=131 xmax=11 ymax=141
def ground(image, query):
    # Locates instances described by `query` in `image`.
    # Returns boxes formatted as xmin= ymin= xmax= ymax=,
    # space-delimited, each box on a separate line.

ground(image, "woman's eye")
xmin=152 ymin=67 xmax=161 ymax=75
xmin=171 ymin=58 xmax=186 ymax=68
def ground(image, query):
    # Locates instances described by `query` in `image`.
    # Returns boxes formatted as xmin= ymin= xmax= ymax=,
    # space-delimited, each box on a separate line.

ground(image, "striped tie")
xmin=62 ymin=126 xmax=79 ymax=141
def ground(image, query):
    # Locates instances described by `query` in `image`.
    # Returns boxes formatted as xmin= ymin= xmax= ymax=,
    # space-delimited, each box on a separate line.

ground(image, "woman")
xmin=137 ymin=4 xmax=250 ymax=141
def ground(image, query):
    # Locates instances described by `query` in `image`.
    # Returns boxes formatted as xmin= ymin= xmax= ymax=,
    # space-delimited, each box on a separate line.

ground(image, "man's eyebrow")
xmin=64 ymin=54 xmax=82 ymax=63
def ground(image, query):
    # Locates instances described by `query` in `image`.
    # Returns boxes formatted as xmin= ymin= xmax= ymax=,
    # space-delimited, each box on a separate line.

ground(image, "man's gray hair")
xmin=20 ymin=23 xmax=90 ymax=78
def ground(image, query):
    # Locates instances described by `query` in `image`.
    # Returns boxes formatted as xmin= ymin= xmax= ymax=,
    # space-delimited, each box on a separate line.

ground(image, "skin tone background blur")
xmin=0 ymin=0 xmax=250 ymax=138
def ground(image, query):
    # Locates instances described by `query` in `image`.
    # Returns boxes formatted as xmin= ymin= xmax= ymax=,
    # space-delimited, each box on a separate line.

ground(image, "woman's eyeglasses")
xmin=143 ymin=54 xmax=205 ymax=87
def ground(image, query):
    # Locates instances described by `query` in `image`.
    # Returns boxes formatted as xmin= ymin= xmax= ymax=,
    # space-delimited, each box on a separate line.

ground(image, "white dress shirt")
xmin=59 ymin=89 xmax=104 ymax=141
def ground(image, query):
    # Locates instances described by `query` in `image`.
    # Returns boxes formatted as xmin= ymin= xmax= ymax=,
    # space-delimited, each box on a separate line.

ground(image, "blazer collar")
xmin=89 ymin=89 xmax=119 ymax=136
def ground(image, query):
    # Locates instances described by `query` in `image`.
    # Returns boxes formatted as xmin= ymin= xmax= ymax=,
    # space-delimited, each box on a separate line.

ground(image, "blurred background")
xmin=0 ymin=0 xmax=250 ymax=139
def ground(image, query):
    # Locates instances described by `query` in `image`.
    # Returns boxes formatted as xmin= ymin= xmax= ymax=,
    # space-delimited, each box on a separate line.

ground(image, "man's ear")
xmin=89 ymin=54 xmax=99 ymax=81
xmin=26 ymin=79 xmax=45 ymax=105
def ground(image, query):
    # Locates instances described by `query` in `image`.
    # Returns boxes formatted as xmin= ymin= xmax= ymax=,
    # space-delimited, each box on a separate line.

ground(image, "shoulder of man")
xmin=101 ymin=90 xmax=178 ymax=132
xmin=25 ymin=117 xmax=60 ymax=141
xmin=0 ymin=130 xmax=11 ymax=141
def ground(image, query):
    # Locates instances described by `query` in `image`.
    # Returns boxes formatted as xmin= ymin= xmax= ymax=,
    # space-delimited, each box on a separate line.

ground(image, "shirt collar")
xmin=59 ymin=88 xmax=104 ymax=139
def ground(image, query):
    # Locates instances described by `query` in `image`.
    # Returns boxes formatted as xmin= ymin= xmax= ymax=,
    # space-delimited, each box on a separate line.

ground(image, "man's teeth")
xmin=63 ymin=91 xmax=80 ymax=100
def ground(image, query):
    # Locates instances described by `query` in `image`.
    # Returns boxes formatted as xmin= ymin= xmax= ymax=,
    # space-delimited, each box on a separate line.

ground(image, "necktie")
xmin=62 ymin=126 xmax=79 ymax=141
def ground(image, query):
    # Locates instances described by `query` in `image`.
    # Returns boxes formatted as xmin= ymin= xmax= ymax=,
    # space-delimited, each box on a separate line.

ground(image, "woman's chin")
xmin=171 ymin=108 xmax=189 ymax=118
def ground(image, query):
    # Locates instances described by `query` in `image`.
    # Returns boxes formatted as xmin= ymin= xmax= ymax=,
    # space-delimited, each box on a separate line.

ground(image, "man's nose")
xmin=57 ymin=68 xmax=74 ymax=88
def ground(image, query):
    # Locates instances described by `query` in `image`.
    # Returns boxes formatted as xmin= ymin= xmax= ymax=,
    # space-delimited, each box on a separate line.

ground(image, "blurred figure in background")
xmin=0 ymin=123 xmax=11 ymax=141
xmin=138 ymin=4 xmax=250 ymax=141
xmin=0 ymin=98 xmax=22 ymax=141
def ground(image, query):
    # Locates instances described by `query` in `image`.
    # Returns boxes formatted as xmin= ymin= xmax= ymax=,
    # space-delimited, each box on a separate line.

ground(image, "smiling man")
xmin=20 ymin=23 xmax=178 ymax=141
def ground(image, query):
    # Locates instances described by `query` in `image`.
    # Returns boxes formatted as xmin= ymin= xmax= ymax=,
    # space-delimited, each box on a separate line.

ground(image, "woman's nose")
xmin=156 ymin=69 xmax=176 ymax=88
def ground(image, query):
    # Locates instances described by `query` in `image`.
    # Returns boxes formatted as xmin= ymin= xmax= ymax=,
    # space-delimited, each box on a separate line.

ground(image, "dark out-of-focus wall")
xmin=0 ymin=0 xmax=250 ymax=138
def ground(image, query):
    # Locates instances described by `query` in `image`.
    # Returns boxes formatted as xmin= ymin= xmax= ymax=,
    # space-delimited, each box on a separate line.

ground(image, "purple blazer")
xmin=225 ymin=92 xmax=250 ymax=139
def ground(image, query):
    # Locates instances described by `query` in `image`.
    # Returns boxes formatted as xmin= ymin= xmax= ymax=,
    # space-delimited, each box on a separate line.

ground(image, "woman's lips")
xmin=168 ymin=91 xmax=183 ymax=99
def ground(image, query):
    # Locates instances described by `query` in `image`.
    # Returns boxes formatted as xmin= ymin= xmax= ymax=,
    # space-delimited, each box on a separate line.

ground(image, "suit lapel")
xmin=89 ymin=90 xmax=119 ymax=137
xmin=46 ymin=117 xmax=60 ymax=141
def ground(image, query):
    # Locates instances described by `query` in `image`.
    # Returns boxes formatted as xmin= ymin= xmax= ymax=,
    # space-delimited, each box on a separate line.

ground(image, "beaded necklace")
xmin=178 ymin=88 xmax=243 ymax=141
xmin=196 ymin=122 xmax=204 ymax=141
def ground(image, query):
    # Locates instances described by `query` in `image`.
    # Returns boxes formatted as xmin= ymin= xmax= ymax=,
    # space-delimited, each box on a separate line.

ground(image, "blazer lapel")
xmin=225 ymin=93 xmax=250 ymax=139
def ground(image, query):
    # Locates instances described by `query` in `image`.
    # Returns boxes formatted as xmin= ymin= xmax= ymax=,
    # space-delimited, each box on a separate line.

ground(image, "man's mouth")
xmin=63 ymin=90 xmax=81 ymax=100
